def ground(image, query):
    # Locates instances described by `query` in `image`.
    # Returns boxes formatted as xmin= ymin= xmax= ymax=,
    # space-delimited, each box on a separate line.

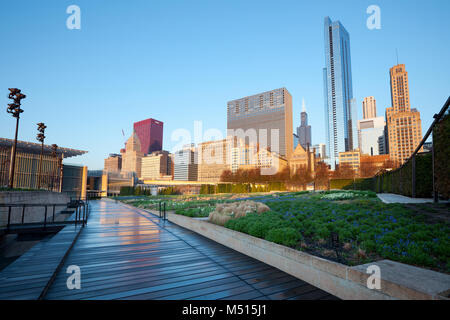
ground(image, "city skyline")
xmin=1 ymin=1 xmax=449 ymax=170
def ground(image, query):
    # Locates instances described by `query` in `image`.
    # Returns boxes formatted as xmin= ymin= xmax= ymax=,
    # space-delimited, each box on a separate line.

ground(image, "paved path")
xmin=377 ymin=193 xmax=445 ymax=204
xmin=43 ymin=200 xmax=336 ymax=300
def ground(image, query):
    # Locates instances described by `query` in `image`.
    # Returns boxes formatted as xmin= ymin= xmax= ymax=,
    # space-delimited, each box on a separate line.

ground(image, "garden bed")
xmin=119 ymin=191 xmax=450 ymax=273
xmin=225 ymin=192 xmax=449 ymax=274
xmin=120 ymin=191 xmax=450 ymax=299
xmin=166 ymin=212 xmax=450 ymax=300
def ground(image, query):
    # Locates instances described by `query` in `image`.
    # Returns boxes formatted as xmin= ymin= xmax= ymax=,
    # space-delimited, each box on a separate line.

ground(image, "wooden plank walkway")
xmin=43 ymin=200 xmax=337 ymax=300
xmin=0 ymin=224 xmax=83 ymax=300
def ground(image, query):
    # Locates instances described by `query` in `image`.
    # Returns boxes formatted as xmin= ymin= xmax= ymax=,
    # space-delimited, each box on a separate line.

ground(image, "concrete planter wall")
xmin=168 ymin=212 xmax=450 ymax=300
xmin=0 ymin=191 xmax=70 ymax=226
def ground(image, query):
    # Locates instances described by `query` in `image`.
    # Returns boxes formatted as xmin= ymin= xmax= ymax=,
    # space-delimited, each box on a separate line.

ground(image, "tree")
xmin=334 ymin=163 xmax=356 ymax=179
xmin=291 ymin=166 xmax=313 ymax=190
xmin=274 ymin=167 xmax=291 ymax=183
xmin=360 ymin=161 xmax=379 ymax=178
xmin=314 ymin=162 xmax=329 ymax=190
xmin=220 ymin=169 xmax=233 ymax=182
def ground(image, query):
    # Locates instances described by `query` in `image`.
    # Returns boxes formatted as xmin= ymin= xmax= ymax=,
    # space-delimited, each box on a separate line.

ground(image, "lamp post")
xmin=36 ymin=122 xmax=46 ymax=189
xmin=6 ymin=88 xmax=26 ymax=189
xmin=50 ymin=144 xmax=58 ymax=191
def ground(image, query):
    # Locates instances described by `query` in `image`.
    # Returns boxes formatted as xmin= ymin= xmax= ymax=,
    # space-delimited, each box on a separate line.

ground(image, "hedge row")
xmin=119 ymin=186 xmax=180 ymax=196
xmin=200 ymin=182 xmax=286 ymax=195
xmin=434 ymin=112 xmax=450 ymax=198
xmin=330 ymin=178 xmax=375 ymax=191
xmin=329 ymin=151 xmax=438 ymax=199
xmin=374 ymin=153 xmax=433 ymax=198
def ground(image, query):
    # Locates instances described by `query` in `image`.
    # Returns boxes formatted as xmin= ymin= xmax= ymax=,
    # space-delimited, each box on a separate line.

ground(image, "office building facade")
xmin=323 ymin=17 xmax=358 ymax=169
xmin=362 ymin=96 xmax=377 ymax=119
xmin=386 ymin=64 xmax=423 ymax=166
xmin=227 ymin=88 xmax=293 ymax=160
xmin=104 ymin=154 xmax=122 ymax=173
xmin=338 ymin=150 xmax=361 ymax=173
xmin=198 ymin=139 xmax=231 ymax=182
xmin=357 ymin=117 xmax=386 ymax=156
xmin=141 ymin=150 xmax=172 ymax=180
xmin=312 ymin=143 xmax=327 ymax=160
xmin=133 ymin=118 xmax=164 ymax=155
xmin=173 ymin=145 xmax=198 ymax=181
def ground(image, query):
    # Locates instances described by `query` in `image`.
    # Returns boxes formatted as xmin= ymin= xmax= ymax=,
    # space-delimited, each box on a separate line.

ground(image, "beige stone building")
xmin=121 ymin=132 xmax=144 ymax=178
xmin=386 ymin=64 xmax=423 ymax=166
xmin=141 ymin=150 xmax=172 ymax=180
xmin=229 ymin=138 xmax=287 ymax=175
xmin=227 ymin=88 xmax=293 ymax=160
xmin=256 ymin=148 xmax=288 ymax=174
xmin=338 ymin=150 xmax=361 ymax=173
xmin=104 ymin=154 xmax=122 ymax=173
xmin=198 ymin=139 xmax=231 ymax=182
xmin=289 ymin=144 xmax=316 ymax=175
xmin=362 ymin=96 xmax=377 ymax=119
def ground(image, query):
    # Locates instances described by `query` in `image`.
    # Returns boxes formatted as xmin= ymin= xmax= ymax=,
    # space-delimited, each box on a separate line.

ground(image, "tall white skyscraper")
xmin=323 ymin=17 xmax=358 ymax=169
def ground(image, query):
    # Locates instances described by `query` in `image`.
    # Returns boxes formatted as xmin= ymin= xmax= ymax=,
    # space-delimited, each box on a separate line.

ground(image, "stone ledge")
xmin=167 ymin=212 xmax=450 ymax=300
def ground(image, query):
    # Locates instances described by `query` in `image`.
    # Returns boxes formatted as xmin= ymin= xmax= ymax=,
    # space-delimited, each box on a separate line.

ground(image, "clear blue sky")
xmin=1 ymin=0 xmax=449 ymax=170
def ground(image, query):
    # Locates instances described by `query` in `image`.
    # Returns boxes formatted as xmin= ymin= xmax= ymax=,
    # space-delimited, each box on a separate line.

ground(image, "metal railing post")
xmin=83 ymin=203 xmax=86 ymax=226
xmin=44 ymin=206 xmax=48 ymax=230
xmin=432 ymin=129 xmax=438 ymax=203
xmin=164 ymin=202 xmax=166 ymax=221
xmin=22 ymin=205 xmax=25 ymax=224
xmin=7 ymin=206 xmax=11 ymax=232
xmin=411 ymin=155 xmax=416 ymax=198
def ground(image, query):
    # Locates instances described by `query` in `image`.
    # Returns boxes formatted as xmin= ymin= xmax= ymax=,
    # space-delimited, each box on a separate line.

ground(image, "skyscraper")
xmin=323 ymin=17 xmax=358 ymax=169
xmin=133 ymin=118 xmax=164 ymax=155
xmin=358 ymin=117 xmax=386 ymax=156
xmin=363 ymin=96 xmax=377 ymax=119
xmin=227 ymin=88 xmax=293 ymax=160
xmin=173 ymin=144 xmax=198 ymax=181
xmin=296 ymin=98 xmax=312 ymax=150
xmin=104 ymin=154 xmax=122 ymax=173
xmin=121 ymin=132 xmax=144 ymax=178
xmin=386 ymin=64 xmax=422 ymax=166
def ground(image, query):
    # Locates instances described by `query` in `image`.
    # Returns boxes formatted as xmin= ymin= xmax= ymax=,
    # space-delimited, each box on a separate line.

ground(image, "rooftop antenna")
xmin=122 ymin=129 xmax=127 ymax=144
xmin=302 ymin=98 xmax=306 ymax=113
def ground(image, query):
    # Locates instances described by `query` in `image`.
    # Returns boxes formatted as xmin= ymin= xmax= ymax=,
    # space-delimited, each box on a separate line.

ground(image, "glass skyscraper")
xmin=323 ymin=17 xmax=358 ymax=169
xmin=133 ymin=118 xmax=164 ymax=155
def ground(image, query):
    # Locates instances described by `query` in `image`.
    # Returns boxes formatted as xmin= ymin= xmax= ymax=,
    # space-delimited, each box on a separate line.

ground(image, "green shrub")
xmin=159 ymin=187 xmax=180 ymax=195
xmin=265 ymin=227 xmax=302 ymax=247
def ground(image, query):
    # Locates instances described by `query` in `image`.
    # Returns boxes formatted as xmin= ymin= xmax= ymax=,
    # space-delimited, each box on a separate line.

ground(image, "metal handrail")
xmin=0 ymin=201 xmax=89 ymax=232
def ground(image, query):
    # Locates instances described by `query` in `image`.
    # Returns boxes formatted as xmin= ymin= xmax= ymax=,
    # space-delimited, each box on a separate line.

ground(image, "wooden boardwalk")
xmin=0 ymin=224 xmax=82 ymax=299
xmin=4 ymin=200 xmax=338 ymax=300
